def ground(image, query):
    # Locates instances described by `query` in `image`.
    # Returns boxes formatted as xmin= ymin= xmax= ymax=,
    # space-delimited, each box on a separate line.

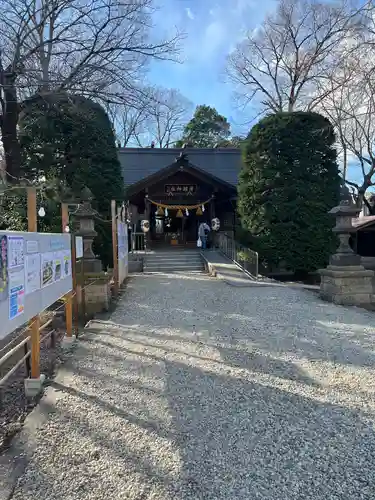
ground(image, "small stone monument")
xmin=319 ymin=184 xmax=374 ymax=306
xmin=74 ymin=188 xmax=102 ymax=273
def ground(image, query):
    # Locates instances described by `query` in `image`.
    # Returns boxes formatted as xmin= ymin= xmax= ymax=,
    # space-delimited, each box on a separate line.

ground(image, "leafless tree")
xmin=144 ymin=88 xmax=193 ymax=147
xmin=320 ymin=54 xmax=375 ymax=212
xmin=0 ymin=0 xmax=181 ymax=182
xmin=106 ymin=102 xmax=149 ymax=147
xmin=110 ymin=87 xmax=192 ymax=147
xmin=226 ymin=0 xmax=363 ymax=114
xmin=315 ymin=2 xmax=375 ymax=209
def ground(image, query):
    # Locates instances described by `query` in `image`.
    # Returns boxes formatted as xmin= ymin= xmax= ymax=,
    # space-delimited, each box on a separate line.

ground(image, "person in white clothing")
xmin=198 ymin=221 xmax=211 ymax=249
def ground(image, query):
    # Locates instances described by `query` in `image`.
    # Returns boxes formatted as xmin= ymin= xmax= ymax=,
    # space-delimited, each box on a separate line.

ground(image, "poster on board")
xmin=54 ymin=252 xmax=62 ymax=281
xmin=41 ymin=252 xmax=54 ymax=287
xmin=9 ymin=269 xmax=25 ymax=320
xmin=25 ymin=254 xmax=41 ymax=295
xmin=26 ymin=240 xmax=38 ymax=254
xmin=62 ymin=251 xmax=72 ymax=277
xmin=8 ymin=236 xmax=24 ymax=268
xmin=0 ymin=235 xmax=8 ymax=302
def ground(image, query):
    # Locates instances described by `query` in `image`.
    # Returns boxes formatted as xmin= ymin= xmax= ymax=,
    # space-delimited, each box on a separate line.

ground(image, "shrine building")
xmin=118 ymin=147 xmax=242 ymax=247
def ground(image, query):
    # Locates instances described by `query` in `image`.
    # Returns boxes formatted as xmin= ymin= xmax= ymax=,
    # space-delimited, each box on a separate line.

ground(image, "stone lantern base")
xmin=319 ymin=265 xmax=375 ymax=307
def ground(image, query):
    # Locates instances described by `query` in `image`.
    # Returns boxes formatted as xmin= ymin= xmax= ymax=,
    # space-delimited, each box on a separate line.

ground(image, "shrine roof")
xmin=117 ymin=147 xmax=242 ymax=188
xmin=352 ymin=216 xmax=375 ymax=230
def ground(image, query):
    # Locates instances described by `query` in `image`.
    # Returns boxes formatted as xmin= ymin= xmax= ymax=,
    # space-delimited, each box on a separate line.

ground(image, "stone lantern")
xmin=74 ymin=188 xmax=102 ymax=273
xmin=319 ymin=184 xmax=374 ymax=306
xmin=328 ymin=184 xmax=361 ymax=267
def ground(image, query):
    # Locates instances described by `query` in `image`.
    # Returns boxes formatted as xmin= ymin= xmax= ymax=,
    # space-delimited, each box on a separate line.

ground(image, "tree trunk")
xmin=1 ymin=73 xmax=21 ymax=183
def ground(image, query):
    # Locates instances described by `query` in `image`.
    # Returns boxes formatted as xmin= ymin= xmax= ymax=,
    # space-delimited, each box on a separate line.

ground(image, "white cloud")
xmin=185 ymin=7 xmax=195 ymax=20
xmin=185 ymin=0 xmax=275 ymax=65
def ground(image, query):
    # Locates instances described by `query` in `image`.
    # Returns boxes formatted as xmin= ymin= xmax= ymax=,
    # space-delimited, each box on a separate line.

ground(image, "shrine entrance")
xmin=125 ymin=152 xmax=237 ymax=248
xmin=153 ymin=206 xmax=202 ymax=246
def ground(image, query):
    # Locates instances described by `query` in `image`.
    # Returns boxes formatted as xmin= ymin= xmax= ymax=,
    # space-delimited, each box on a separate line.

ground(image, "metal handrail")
xmin=131 ymin=232 xmax=145 ymax=252
xmin=215 ymin=232 xmax=259 ymax=279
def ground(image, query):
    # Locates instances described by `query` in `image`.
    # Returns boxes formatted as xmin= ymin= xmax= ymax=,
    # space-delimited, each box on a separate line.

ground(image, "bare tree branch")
xmin=0 ymin=0 xmax=183 ymax=180
xmin=226 ymin=0 xmax=363 ymax=113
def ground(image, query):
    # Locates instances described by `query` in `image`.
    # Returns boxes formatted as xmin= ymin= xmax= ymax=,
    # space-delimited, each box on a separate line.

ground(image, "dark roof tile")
xmin=118 ymin=148 xmax=242 ymax=187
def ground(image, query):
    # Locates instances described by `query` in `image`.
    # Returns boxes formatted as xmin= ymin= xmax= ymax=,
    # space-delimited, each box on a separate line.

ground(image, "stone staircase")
xmin=143 ymin=249 xmax=205 ymax=274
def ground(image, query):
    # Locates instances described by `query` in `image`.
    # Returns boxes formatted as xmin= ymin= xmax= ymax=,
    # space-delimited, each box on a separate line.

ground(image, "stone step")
xmin=144 ymin=265 xmax=204 ymax=272
xmin=144 ymin=270 xmax=206 ymax=275
xmin=143 ymin=250 xmax=204 ymax=274
xmin=145 ymin=258 xmax=203 ymax=265
xmin=146 ymin=250 xmax=200 ymax=258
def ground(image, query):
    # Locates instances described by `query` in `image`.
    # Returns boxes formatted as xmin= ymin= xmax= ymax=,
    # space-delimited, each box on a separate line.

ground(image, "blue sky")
xmin=147 ymin=0 xmax=365 ymax=186
xmin=149 ymin=0 xmax=277 ymax=135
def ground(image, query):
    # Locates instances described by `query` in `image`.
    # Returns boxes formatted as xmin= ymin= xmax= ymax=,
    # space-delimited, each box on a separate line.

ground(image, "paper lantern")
xmin=211 ymin=217 xmax=220 ymax=231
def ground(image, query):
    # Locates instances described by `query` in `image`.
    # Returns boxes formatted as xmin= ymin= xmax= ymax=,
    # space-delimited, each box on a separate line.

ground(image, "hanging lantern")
xmin=176 ymin=208 xmax=183 ymax=218
xmin=165 ymin=208 xmax=169 ymax=216
xmin=211 ymin=217 xmax=220 ymax=231
xmin=202 ymin=204 xmax=205 ymax=212
xmin=196 ymin=206 xmax=203 ymax=216
xmin=156 ymin=205 xmax=164 ymax=216
xmin=185 ymin=208 xmax=189 ymax=216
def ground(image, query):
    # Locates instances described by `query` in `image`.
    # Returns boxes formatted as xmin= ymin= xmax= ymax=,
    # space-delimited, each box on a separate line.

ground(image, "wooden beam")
xmin=27 ymin=187 xmax=40 ymax=378
xmin=61 ymin=203 xmax=69 ymax=233
xmin=61 ymin=203 xmax=73 ymax=337
xmin=27 ymin=187 xmax=37 ymax=232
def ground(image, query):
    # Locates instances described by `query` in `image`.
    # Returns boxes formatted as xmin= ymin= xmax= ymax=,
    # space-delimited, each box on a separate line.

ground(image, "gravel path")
xmin=8 ymin=272 xmax=375 ymax=499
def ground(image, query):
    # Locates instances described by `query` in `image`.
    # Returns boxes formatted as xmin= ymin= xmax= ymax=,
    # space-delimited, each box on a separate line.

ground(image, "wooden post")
xmin=117 ymin=207 xmax=122 ymax=286
xmin=111 ymin=200 xmax=119 ymax=297
xmin=61 ymin=203 xmax=73 ymax=337
xmin=27 ymin=187 xmax=40 ymax=379
xmin=71 ymin=233 xmax=79 ymax=334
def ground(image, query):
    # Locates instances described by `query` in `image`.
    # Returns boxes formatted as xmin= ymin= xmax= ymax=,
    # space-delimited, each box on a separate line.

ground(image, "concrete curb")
xmin=0 ymin=366 xmax=73 ymax=500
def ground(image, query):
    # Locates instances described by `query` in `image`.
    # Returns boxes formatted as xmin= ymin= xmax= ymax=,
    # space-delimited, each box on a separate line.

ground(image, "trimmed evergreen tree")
xmin=176 ymin=105 xmax=230 ymax=147
xmin=238 ymin=111 xmax=340 ymax=274
xmin=18 ymin=93 xmax=124 ymax=267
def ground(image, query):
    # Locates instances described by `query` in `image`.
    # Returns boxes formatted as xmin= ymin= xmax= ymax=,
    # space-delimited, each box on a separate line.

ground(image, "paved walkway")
xmin=4 ymin=272 xmax=375 ymax=499
xmin=202 ymin=250 xmax=319 ymax=289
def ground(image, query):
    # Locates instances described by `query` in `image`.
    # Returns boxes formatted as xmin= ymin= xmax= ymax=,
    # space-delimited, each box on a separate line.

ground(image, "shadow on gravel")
xmin=109 ymin=291 xmax=375 ymax=370
xmin=165 ymin=359 xmax=375 ymax=500
xmin=85 ymin=334 xmax=318 ymax=388
xmin=217 ymin=346 xmax=319 ymax=386
xmin=50 ymin=381 xmax=173 ymax=441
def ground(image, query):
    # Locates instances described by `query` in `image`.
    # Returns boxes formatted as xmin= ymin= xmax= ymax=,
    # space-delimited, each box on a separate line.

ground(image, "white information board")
xmin=75 ymin=236 xmax=83 ymax=259
xmin=117 ymin=222 xmax=128 ymax=284
xmin=0 ymin=231 xmax=72 ymax=340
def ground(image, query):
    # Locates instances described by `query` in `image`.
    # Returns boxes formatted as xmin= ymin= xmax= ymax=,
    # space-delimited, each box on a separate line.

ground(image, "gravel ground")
xmin=8 ymin=272 xmax=375 ymax=500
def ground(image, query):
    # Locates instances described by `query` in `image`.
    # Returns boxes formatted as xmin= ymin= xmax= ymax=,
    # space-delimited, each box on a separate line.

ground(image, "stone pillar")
xmin=319 ymin=185 xmax=374 ymax=307
xmin=74 ymin=190 xmax=102 ymax=273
